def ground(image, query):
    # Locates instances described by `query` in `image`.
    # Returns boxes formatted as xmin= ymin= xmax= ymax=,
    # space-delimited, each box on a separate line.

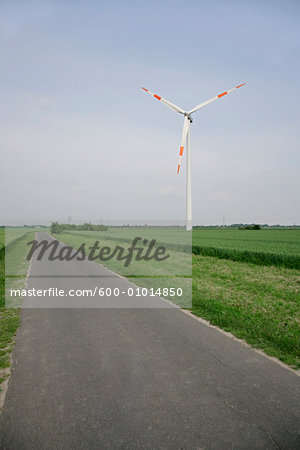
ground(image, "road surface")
xmin=1 ymin=232 xmax=300 ymax=449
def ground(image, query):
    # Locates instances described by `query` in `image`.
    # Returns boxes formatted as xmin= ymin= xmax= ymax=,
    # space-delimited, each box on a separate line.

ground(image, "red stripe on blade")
xmin=236 ymin=83 xmax=246 ymax=88
xmin=177 ymin=165 xmax=180 ymax=174
xmin=154 ymin=94 xmax=161 ymax=100
xmin=180 ymin=146 xmax=184 ymax=156
xmin=218 ymin=91 xmax=227 ymax=98
xmin=142 ymin=87 xmax=148 ymax=91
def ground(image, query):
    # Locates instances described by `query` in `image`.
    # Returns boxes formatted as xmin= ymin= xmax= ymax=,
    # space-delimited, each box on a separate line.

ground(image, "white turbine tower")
xmin=142 ymin=83 xmax=246 ymax=230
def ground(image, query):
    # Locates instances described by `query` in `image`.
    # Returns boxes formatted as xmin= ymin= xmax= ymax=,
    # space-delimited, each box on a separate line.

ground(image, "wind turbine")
xmin=142 ymin=83 xmax=246 ymax=230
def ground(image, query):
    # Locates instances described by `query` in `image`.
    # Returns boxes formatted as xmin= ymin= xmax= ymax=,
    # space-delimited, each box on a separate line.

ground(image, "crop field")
xmin=51 ymin=227 xmax=300 ymax=258
xmin=192 ymin=228 xmax=300 ymax=269
xmin=57 ymin=227 xmax=192 ymax=247
xmin=53 ymin=227 xmax=300 ymax=268
xmin=192 ymin=228 xmax=300 ymax=254
xmin=193 ymin=228 xmax=300 ymax=251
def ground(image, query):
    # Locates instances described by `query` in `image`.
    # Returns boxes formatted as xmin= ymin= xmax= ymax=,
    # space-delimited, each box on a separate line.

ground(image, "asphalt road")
xmin=1 ymin=232 xmax=300 ymax=449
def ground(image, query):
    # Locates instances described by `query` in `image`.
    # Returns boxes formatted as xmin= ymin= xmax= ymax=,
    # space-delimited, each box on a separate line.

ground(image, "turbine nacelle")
xmin=184 ymin=112 xmax=193 ymax=123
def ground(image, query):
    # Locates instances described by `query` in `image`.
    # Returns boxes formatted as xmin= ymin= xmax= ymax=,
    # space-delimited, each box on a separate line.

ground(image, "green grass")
xmin=0 ymin=231 xmax=5 ymax=309
xmin=0 ymin=228 xmax=34 ymax=391
xmin=0 ymin=229 xmax=4 ymax=249
xmin=192 ymin=228 xmax=300 ymax=269
xmin=192 ymin=254 xmax=300 ymax=368
xmin=0 ymin=310 xmax=20 ymax=369
xmin=0 ymin=272 xmax=20 ymax=391
xmin=192 ymin=228 xmax=300 ymax=254
xmin=5 ymin=230 xmax=36 ymax=278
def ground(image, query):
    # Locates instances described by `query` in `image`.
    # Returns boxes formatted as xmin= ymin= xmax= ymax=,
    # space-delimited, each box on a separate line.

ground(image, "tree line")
xmin=50 ymin=222 xmax=108 ymax=234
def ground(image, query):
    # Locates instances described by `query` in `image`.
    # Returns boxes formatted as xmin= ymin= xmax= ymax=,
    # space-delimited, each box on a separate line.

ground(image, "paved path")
xmin=1 ymin=233 xmax=300 ymax=449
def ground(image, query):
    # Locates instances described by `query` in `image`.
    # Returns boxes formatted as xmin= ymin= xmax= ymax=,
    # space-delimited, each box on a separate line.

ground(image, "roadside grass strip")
xmin=0 ymin=256 xmax=20 ymax=393
xmin=0 ymin=228 xmax=34 ymax=392
xmin=192 ymin=255 xmax=300 ymax=369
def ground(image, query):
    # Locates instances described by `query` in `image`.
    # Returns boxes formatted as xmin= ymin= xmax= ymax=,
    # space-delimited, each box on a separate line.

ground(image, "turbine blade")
xmin=141 ymin=87 xmax=185 ymax=114
xmin=188 ymin=83 xmax=246 ymax=115
xmin=177 ymin=116 xmax=189 ymax=174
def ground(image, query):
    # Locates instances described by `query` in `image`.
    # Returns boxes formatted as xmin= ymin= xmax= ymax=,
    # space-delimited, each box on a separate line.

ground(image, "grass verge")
xmin=0 ymin=288 xmax=21 ymax=395
xmin=192 ymin=254 xmax=300 ymax=369
xmin=0 ymin=228 xmax=27 ymax=393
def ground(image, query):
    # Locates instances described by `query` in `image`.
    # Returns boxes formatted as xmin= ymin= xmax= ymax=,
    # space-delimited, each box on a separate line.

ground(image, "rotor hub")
xmin=184 ymin=112 xmax=193 ymax=122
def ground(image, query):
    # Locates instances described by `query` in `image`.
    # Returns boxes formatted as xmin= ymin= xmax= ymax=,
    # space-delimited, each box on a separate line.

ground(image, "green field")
xmin=192 ymin=228 xmax=300 ymax=269
xmin=192 ymin=228 xmax=300 ymax=255
xmin=51 ymin=227 xmax=300 ymax=261
xmin=51 ymin=227 xmax=300 ymax=269
xmin=54 ymin=227 xmax=192 ymax=247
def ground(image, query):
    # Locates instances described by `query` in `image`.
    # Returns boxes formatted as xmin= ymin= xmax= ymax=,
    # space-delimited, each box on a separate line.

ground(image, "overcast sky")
xmin=1 ymin=0 xmax=299 ymax=225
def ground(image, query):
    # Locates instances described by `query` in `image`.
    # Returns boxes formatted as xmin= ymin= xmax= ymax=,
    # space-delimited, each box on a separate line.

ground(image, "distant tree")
xmin=50 ymin=221 xmax=61 ymax=234
xmin=239 ymin=224 xmax=261 ymax=230
xmin=57 ymin=223 xmax=108 ymax=232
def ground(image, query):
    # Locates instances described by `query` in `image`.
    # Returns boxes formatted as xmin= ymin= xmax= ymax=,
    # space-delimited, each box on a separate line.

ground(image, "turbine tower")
xmin=142 ymin=83 xmax=246 ymax=230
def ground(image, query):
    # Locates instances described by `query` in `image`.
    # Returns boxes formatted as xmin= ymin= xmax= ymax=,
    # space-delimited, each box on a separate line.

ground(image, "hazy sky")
xmin=1 ymin=0 xmax=299 ymax=225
